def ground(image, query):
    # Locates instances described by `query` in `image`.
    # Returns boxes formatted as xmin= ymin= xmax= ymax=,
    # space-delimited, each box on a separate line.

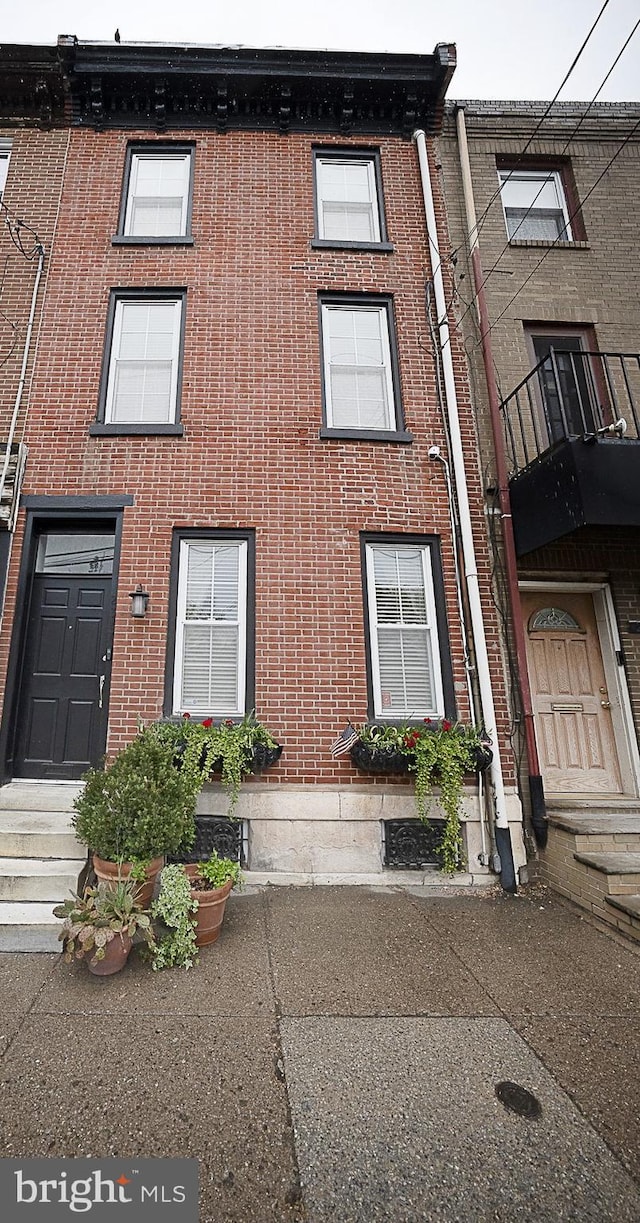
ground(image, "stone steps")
xmin=0 ymin=783 xmax=85 ymax=951
xmin=542 ymin=804 xmax=640 ymax=944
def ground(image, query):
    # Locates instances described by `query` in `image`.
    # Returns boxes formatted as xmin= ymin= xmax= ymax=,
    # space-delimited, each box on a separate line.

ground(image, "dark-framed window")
xmin=113 ymin=143 xmax=195 ymax=245
xmin=311 ymin=148 xmax=393 ymax=252
xmin=92 ymin=288 xmax=187 ymax=436
xmin=318 ymin=294 xmax=411 ymax=443
xmin=165 ymin=529 xmax=256 ymax=718
xmin=361 ymin=534 xmax=454 ymax=720
xmin=497 ymin=156 xmax=586 ymax=243
xmin=0 ymin=140 xmax=11 ymax=201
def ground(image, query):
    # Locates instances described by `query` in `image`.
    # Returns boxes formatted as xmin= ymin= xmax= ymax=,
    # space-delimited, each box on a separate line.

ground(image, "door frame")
xmin=520 ymin=579 xmax=640 ymax=797
xmin=0 ymin=498 xmax=130 ymax=782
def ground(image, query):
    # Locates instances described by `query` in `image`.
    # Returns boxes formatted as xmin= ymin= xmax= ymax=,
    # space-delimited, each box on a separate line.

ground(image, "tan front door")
xmin=522 ymin=591 xmax=622 ymax=794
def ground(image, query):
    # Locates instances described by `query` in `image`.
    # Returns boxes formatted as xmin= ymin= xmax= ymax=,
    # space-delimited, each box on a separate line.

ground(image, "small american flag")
xmin=330 ymin=723 xmax=358 ymax=757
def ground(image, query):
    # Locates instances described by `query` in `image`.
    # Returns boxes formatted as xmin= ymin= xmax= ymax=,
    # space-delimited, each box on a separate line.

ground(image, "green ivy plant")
xmin=153 ymin=713 xmax=279 ymax=819
xmin=53 ymin=880 xmax=155 ymax=965
xmin=190 ymin=850 xmax=242 ymax=892
xmin=151 ymin=864 xmax=199 ymax=970
xmin=355 ymin=719 xmax=488 ymax=876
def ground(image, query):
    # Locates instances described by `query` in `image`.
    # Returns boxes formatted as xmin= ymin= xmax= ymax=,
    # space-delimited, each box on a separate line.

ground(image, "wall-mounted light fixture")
xmin=129 ymin=584 xmax=150 ymax=618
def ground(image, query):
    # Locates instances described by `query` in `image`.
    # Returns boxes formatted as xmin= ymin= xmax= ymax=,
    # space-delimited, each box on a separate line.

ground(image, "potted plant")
xmin=71 ymin=724 xmax=199 ymax=904
xmin=53 ymin=879 xmax=155 ymax=976
xmin=185 ymin=850 xmax=242 ymax=946
xmin=158 ymin=712 xmax=282 ymax=819
xmin=151 ymin=851 xmax=242 ymax=967
xmin=348 ymin=719 xmax=492 ymax=876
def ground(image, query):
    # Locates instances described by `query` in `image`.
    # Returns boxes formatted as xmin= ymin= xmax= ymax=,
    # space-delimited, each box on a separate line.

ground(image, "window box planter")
xmin=349 ymin=739 xmax=412 ymax=776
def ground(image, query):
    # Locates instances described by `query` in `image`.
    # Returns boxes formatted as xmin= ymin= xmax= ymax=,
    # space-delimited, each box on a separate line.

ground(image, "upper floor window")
xmin=363 ymin=539 xmax=449 ymax=720
xmin=312 ymin=150 xmax=392 ymax=251
xmin=0 ymin=142 xmax=12 ymax=200
xmin=94 ymin=289 xmax=186 ymax=434
xmin=115 ymin=146 xmax=194 ymax=243
xmin=498 ymin=169 xmax=573 ymax=242
xmin=319 ymin=296 xmax=411 ymax=442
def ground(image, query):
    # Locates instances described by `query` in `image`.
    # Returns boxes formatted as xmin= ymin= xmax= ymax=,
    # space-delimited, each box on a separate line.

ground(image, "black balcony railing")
xmin=500 ymin=350 xmax=640 ymax=476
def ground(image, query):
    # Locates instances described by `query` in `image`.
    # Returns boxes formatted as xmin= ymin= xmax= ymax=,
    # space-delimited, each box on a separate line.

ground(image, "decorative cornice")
xmin=0 ymin=38 xmax=456 ymax=137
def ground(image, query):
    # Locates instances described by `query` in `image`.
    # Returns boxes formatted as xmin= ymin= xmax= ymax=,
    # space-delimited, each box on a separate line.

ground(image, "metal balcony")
xmin=498 ymin=350 xmax=640 ymax=554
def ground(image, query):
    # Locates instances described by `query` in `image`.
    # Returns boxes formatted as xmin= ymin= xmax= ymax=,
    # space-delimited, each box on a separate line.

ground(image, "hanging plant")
xmin=348 ymin=718 xmax=491 ymax=876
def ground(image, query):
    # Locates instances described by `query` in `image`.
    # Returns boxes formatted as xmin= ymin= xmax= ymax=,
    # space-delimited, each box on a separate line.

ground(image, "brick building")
xmin=0 ymin=39 xmax=526 ymax=924
xmin=438 ymin=101 xmax=640 ymax=936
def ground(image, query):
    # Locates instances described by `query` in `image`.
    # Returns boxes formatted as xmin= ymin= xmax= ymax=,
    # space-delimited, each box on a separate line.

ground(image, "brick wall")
xmin=0 ymin=126 xmax=515 ymax=788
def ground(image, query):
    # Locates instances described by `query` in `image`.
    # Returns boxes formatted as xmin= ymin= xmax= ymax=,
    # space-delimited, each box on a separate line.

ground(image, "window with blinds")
xmin=321 ymin=301 xmax=397 ymax=431
xmin=122 ymin=149 xmax=192 ymax=238
xmin=315 ymin=155 xmax=381 ymax=243
xmin=104 ymin=295 xmax=183 ymax=424
xmin=173 ymin=539 xmax=247 ymax=716
xmin=365 ymin=542 xmax=445 ymax=719
xmin=498 ymin=169 xmax=572 ymax=242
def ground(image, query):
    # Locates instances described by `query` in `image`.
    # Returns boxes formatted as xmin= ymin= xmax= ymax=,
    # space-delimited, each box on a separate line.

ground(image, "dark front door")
xmin=14 ymin=530 xmax=115 ymax=779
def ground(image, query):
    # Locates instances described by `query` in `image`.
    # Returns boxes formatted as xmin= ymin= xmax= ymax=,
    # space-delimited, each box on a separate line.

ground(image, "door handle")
xmin=98 ymin=674 xmax=105 ymax=709
xmin=601 ymin=699 xmax=611 ymax=709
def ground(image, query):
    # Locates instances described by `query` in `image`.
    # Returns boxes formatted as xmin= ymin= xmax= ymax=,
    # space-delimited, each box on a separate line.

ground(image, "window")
xmin=499 ymin=169 xmax=573 ymax=242
xmin=320 ymin=297 xmax=409 ymax=439
xmin=95 ymin=290 xmax=186 ymax=433
xmin=313 ymin=151 xmax=389 ymax=247
xmin=0 ymin=142 xmax=11 ymax=200
xmin=116 ymin=146 xmax=194 ymax=242
xmin=364 ymin=540 xmax=448 ymax=719
xmin=526 ymin=327 xmax=600 ymax=441
xmin=172 ymin=537 xmax=249 ymax=716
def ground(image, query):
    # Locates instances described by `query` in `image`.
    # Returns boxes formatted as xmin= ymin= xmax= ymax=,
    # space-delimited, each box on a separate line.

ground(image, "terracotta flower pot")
xmin=87 ymin=932 xmax=132 ymax=976
xmin=92 ymin=854 xmax=164 ymax=907
xmin=185 ymin=865 xmax=234 ymax=946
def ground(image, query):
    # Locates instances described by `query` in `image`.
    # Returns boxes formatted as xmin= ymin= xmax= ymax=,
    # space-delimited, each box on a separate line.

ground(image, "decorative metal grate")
xmin=170 ymin=816 xmax=245 ymax=866
xmin=383 ymin=818 xmax=446 ymax=869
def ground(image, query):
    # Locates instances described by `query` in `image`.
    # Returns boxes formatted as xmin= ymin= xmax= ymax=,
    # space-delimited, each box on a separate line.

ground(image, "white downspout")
xmin=412 ymin=128 xmax=511 ymax=841
xmin=0 ymin=242 xmax=44 ymax=503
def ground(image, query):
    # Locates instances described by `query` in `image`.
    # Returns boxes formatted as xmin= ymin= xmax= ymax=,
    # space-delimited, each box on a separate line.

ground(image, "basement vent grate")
xmin=169 ymin=816 xmax=246 ymax=867
xmin=383 ymin=818 xmax=446 ymax=869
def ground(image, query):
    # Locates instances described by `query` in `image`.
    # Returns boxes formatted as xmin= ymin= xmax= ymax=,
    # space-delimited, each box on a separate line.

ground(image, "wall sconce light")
xmin=129 ymin=584 xmax=150 ymax=618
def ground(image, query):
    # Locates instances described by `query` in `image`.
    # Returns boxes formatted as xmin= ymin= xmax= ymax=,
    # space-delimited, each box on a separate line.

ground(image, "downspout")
xmin=455 ymin=106 xmax=547 ymax=849
xmin=0 ymin=242 xmax=45 ymax=502
xmin=412 ymin=128 xmax=517 ymax=892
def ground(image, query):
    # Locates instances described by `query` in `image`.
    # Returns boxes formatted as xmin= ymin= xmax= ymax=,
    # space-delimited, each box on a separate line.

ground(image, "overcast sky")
xmin=2 ymin=0 xmax=638 ymax=102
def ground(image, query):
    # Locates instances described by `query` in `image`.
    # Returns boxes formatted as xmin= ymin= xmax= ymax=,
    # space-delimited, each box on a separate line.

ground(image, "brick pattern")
xmin=0 ymin=127 xmax=514 ymax=788
xmin=541 ymin=825 xmax=640 ymax=943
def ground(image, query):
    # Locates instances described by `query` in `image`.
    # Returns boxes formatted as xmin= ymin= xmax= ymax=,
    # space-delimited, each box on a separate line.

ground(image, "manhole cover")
xmin=495 ymin=1080 xmax=542 ymax=1119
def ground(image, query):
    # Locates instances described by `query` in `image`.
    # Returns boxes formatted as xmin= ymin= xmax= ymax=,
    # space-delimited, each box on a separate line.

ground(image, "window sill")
xmin=320 ymin=427 xmax=413 ymax=444
xmin=508 ymin=238 xmax=589 ymax=250
xmin=311 ymin=239 xmax=394 ymax=254
xmin=89 ymin=423 xmax=185 ymax=437
xmin=111 ymin=235 xmax=195 ymax=247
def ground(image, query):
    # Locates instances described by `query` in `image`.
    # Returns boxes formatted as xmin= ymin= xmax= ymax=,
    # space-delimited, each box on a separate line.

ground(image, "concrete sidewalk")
xmin=0 ymin=884 xmax=639 ymax=1221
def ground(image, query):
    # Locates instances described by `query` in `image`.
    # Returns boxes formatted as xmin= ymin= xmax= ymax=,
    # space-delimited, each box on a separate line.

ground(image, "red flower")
xmin=182 ymin=712 xmax=191 ymax=719
xmin=225 ymin=719 xmax=235 ymax=727
xmin=201 ymin=718 xmax=213 ymax=729
xmin=423 ymin=717 xmax=432 ymax=724
xmin=442 ymin=719 xmax=452 ymax=731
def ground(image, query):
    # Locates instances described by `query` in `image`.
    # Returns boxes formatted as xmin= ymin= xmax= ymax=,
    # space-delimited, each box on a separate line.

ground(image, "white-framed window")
xmin=173 ymin=539 xmax=248 ymax=716
xmin=321 ymin=300 xmax=398 ymax=431
xmin=122 ymin=149 xmax=192 ymax=238
xmin=0 ymin=142 xmax=12 ymax=200
xmin=315 ymin=154 xmax=383 ymax=243
xmin=498 ymin=169 xmax=573 ymax=242
xmin=365 ymin=541 xmax=445 ymax=719
xmin=104 ymin=295 xmax=183 ymax=424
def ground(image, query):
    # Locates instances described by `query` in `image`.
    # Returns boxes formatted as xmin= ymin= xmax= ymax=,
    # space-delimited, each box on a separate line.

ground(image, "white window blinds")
xmin=366 ymin=543 xmax=444 ymax=718
xmin=106 ymin=298 xmax=182 ymax=423
xmin=174 ymin=540 xmax=247 ymax=716
xmin=322 ymin=303 xmax=396 ymax=430
xmin=316 ymin=157 xmax=380 ymax=242
xmin=499 ymin=170 xmax=572 ymax=241
xmin=124 ymin=152 xmax=191 ymax=237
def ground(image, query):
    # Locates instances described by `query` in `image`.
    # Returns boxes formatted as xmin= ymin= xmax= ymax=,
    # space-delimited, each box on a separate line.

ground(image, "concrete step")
xmin=0 ymin=782 xmax=81 ymax=812
xmin=548 ymin=813 xmax=640 ymax=838
xmin=0 ymin=858 xmax=83 ymax=902
xmin=0 ymin=902 xmax=61 ymax=952
xmin=574 ymin=851 xmax=640 ymax=894
xmin=0 ymin=812 xmax=85 ymax=859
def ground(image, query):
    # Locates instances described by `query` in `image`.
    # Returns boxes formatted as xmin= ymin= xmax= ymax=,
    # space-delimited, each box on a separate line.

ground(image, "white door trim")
xmin=519 ymin=580 xmax=640 ymax=796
